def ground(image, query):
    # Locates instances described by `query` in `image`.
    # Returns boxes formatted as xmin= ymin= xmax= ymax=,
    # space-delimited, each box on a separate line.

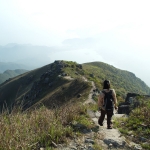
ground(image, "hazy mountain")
xmin=0 ymin=62 xmax=30 ymax=73
xmin=0 ymin=43 xmax=56 ymax=68
xmin=0 ymin=69 xmax=28 ymax=84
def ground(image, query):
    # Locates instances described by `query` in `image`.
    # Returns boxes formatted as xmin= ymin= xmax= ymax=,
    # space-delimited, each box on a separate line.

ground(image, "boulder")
xmin=49 ymin=82 xmax=53 ymax=87
xmin=76 ymin=64 xmax=82 ymax=69
xmin=125 ymin=93 xmax=139 ymax=103
xmin=62 ymin=73 xmax=67 ymax=76
xmin=118 ymin=105 xmax=130 ymax=114
xmin=90 ymin=74 xmax=95 ymax=78
xmin=44 ymin=77 xmax=49 ymax=84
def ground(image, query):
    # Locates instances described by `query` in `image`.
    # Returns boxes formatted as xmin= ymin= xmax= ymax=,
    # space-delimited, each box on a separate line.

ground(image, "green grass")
xmin=142 ymin=144 xmax=150 ymax=150
xmin=118 ymin=128 xmax=129 ymax=135
xmin=114 ymin=97 xmax=150 ymax=149
xmin=93 ymin=144 xmax=103 ymax=150
xmin=83 ymin=62 xmax=150 ymax=95
xmin=0 ymin=90 xmax=103 ymax=150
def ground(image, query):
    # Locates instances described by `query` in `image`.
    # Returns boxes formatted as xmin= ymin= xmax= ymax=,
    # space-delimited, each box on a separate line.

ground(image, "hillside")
xmin=0 ymin=69 xmax=28 ymax=84
xmin=0 ymin=61 xmax=91 ymax=112
xmin=82 ymin=62 xmax=150 ymax=96
xmin=0 ymin=60 xmax=149 ymax=112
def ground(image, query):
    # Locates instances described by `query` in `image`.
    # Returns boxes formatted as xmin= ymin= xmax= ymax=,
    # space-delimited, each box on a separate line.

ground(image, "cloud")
xmin=62 ymin=38 xmax=96 ymax=49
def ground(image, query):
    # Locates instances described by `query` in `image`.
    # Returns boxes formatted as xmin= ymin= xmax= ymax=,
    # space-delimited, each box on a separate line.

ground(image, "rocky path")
xmin=84 ymin=81 xmax=130 ymax=150
xmin=54 ymin=79 xmax=142 ymax=150
xmin=83 ymin=81 xmax=96 ymax=105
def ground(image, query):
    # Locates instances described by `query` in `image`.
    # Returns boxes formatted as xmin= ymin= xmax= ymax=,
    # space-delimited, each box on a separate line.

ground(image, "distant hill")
xmin=0 ymin=62 xmax=30 ymax=73
xmin=0 ymin=69 xmax=28 ymax=84
xmin=0 ymin=43 xmax=55 ymax=68
xmin=0 ymin=60 xmax=149 ymax=112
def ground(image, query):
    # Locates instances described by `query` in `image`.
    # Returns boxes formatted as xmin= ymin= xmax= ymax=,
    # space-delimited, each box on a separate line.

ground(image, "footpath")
xmin=54 ymin=80 xmax=142 ymax=150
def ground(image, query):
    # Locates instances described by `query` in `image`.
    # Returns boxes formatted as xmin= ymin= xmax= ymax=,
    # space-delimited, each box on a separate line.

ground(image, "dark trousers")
xmin=98 ymin=109 xmax=113 ymax=127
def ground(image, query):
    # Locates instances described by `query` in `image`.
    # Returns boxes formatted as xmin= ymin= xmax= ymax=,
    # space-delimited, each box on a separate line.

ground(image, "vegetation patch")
xmin=114 ymin=97 xmax=150 ymax=149
xmin=83 ymin=62 xmax=150 ymax=96
xmin=0 ymin=101 xmax=94 ymax=150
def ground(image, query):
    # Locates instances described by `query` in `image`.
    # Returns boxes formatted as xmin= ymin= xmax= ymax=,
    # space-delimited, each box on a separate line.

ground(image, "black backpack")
xmin=102 ymin=90 xmax=114 ymax=110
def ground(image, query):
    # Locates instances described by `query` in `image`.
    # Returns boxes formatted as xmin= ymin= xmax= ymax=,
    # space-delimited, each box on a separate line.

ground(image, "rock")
xmin=118 ymin=105 xmax=130 ymax=114
xmin=54 ymin=60 xmax=63 ymax=64
xmin=91 ymin=125 xmax=99 ymax=132
xmin=92 ymin=93 xmax=96 ymax=97
xmin=95 ymin=111 xmax=100 ymax=118
xmin=134 ymin=144 xmax=142 ymax=150
xmin=90 ymin=74 xmax=95 ymax=78
xmin=49 ymin=82 xmax=53 ymax=87
xmin=62 ymin=72 xmax=67 ymax=76
xmin=108 ymin=143 xmax=113 ymax=148
xmin=87 ymin=109 xmax=95 ymax=118
xmin=77 ymin=94 xmax=82 ymax=98
xmin=51 ymin=141 xmax=57 ymax=148
xmin=139 ymin=136 xmax=148 ymax=142
xmin=72 ymin=122 xmax=87 ymax=131
xmin=69 ymin=146 xmax=77 ymax=149
xmin=91 ymin=118 xmax=98 ymax=125
xmin=76 ymin=64 xmax=82 ymax=69
xmin=103 ymin=139 xmax=126 ymax=148
xmin=85 ymin=138 xmax=95 ymax=144
xmin=125 ymin=93 xmax=140 ymax=103
xmin=88 ymin=145 xmax=94 ymax=150
xmin=128 ymin=131 xmax=133 ymax=135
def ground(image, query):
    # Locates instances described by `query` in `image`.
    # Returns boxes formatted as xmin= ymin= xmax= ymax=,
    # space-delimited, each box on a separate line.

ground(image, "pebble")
xmin=134 ymin=144 xmax=142 ymax=150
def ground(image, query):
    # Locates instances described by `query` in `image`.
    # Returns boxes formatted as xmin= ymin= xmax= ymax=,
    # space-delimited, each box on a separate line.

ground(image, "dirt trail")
xmin=59 ymin=76 xmax=142 ymax=149
xmin=84 ymin=81 xmax=96 ymax=105
xmin=84 ymin=80 xmax=140 ymax=150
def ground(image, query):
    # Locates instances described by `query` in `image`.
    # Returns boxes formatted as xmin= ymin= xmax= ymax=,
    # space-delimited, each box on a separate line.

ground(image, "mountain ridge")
xmin=82 ymin=61 xmax=150 ymax=95
xmin=0 ymin=60 xmax=149 ymax=112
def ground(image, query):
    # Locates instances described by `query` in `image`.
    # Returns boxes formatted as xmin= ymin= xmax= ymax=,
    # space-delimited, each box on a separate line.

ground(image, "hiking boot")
xmin=107 ymin=126 xmax=112 ymax=129
xmin=99 ymin=123 xmax=103 ymax=126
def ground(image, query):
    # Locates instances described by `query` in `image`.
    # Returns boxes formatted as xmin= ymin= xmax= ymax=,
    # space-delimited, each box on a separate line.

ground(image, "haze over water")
xmin=0 ymin=0 xmax=150 ymax=86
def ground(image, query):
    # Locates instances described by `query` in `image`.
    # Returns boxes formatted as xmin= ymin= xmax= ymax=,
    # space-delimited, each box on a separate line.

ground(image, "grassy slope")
xmin=82 ymin=61 xmax=150 ymax=96
xmin=0 ymin=61 xmax=91 ymax=112
xmin=0 ymin=60 xmax=149 ymax=111
xmin=114 ymin=96 xmax=150 ymax=149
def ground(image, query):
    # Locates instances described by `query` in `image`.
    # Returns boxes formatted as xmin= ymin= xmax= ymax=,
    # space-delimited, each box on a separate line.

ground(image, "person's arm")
xmin=112 ymin=89 xmax=118 ymax=109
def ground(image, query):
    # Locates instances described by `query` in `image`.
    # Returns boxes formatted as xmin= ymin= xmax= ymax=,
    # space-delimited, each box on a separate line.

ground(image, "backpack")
xmin=102 ymin=90 xmax=114 ymax=110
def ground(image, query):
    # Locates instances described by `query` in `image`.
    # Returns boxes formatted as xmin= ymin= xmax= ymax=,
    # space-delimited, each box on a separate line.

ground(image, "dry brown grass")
xmin=0 ymin=101 xmax=89 ymax=150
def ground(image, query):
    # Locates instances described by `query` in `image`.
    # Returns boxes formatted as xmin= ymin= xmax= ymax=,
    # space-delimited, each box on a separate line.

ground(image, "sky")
xmin=0 ymin=0 xmax=150 ymax=86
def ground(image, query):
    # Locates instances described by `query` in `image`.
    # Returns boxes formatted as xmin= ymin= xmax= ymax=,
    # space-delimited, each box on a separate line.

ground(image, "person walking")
xmin=98 ymin=80 xmax=117 ymax=129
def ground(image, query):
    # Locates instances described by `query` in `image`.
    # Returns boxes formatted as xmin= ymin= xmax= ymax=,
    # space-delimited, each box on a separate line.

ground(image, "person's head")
xmin=103 ymin=80 xmax=110 ymax=89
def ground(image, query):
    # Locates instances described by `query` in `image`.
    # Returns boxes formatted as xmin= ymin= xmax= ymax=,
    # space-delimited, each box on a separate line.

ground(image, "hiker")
xmin=98 ymin=80 xmax=118 ymax=129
